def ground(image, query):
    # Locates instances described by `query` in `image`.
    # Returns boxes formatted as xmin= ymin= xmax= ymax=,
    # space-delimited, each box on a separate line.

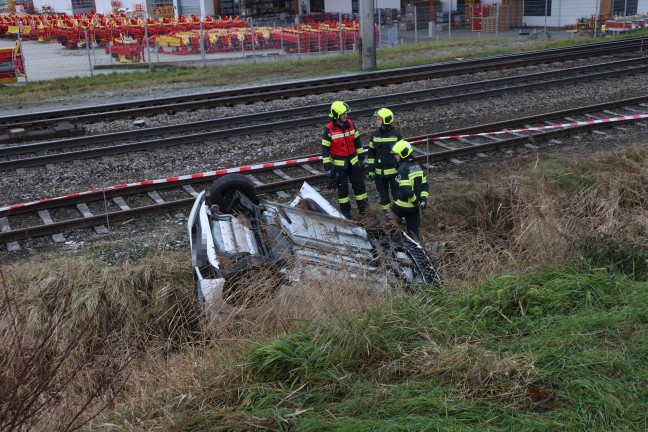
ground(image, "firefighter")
xmin=367 ymin=108 xmax=402 ymax=212
xmin=390 ymin=140 xmax=429 ymax=239
xmin=322 ymin=101 xmax=368 ymax=218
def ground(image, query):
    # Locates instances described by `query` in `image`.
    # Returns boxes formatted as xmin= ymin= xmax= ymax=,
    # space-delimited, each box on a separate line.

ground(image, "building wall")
xmin=33 ymin=0 xmax=213 ymax=16
xmin=34 ymin=0 xmax=72 ymax=13
xmin=29 ymin=0 xmax=648 ymax=22
xmin=324 ymin=0 xmax=352 ymax=13
xmin=376 ymin=0 xmax=400 ymax=8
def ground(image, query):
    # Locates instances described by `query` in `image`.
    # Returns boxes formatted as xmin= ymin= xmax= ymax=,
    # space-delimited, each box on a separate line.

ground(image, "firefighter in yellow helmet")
xmin=322 ymin=101 xmax=368 ymax=218
xmin=367 ymin=108 xmax=402 ymax=212
xmin=390 ymin=140 xmax=429 ymax=239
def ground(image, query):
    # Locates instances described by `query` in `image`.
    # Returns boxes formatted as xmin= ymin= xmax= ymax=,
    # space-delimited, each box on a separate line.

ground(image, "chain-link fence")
xmin=1 ymin=2 xmax=645 ymax=83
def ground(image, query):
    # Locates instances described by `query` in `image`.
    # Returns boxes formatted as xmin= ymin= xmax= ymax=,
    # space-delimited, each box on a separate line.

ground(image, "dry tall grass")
xmin=429 ymin=147 xmax=648 ymax=285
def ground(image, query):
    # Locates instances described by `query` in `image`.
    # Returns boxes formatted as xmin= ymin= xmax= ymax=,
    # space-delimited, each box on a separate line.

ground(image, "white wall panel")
xmin=375 ymin=0 xmax=399 ymax=9
xmin=33 ymin=0 xmax=72 ymax=13
xmin=325 ymin=0 xmax=352 ymax=14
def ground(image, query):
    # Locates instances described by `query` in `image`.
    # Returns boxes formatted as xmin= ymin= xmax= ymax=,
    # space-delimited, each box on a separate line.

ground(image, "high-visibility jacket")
xmin=321 ymin=119 xmax=363 ymax=169
xmin=394 ymin=157 xmax=429 ymax=209
xmin=367 ymin=126 xmax=402 ymax=177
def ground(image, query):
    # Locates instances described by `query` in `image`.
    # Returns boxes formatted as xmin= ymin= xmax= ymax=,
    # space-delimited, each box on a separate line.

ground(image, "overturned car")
xmin=188 ymin=174 xmax=441 ymax=314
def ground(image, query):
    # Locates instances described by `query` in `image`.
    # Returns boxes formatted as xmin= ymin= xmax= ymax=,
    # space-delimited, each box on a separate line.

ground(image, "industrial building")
xmin=18 ymin=1 xmax=648 ymax=29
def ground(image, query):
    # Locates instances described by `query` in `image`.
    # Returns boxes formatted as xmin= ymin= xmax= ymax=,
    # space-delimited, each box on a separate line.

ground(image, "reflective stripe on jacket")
xmin=394 ymin=158 xmax=429 ymax=209
xmin=367 ymin=127 xmax=401 ymax=177
xmin=322 ymin=119 xmax=362 ymax=166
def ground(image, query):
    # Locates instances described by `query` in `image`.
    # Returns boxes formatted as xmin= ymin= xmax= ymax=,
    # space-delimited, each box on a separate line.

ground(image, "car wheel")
xmin=208 ymin=174 xmax=258 ymax=213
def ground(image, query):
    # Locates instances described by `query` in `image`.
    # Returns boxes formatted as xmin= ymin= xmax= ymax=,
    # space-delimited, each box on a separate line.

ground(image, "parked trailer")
xmin=105 ymin=37 xmax=144 ymax=63
xmin=603 ymin=18 xmax=647 ymax=34
xmin=0 ymin=42 xmax=26 ymax=83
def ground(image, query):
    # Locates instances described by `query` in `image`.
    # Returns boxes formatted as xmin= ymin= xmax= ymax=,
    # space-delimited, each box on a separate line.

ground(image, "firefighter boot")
xmin=357 ymin=198 xmax=368 ymax=215
xmin=340 ymin=201 xmax=352 ymax=219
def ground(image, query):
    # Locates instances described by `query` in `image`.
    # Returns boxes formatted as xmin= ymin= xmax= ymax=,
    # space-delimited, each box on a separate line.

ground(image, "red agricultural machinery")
xmin=105 ymin=36 xmax=144 ymax=63
xmin=0 ymin=42 xmax=26 ymax=83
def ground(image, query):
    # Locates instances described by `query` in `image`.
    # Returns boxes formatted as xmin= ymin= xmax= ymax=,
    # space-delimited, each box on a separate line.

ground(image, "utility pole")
xmin=359 ymin=0 xmax=376 ymax=70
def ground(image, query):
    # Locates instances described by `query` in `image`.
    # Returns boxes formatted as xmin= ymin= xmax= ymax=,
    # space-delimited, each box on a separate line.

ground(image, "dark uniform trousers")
xmin=376 ymin=175 xmax=399 ymax=211
xmin=390 ymin=205 xmax=421 ymax=239
xmin=333 ymin=158 xmax=367 ymax=217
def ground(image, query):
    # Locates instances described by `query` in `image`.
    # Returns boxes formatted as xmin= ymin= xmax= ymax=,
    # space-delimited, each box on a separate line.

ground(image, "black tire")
xmin=208 ymin=174 xmax=258 ymax=213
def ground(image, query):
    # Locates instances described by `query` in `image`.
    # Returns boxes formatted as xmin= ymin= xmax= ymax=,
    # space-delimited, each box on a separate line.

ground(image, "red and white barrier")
xmin=410 ymin=113 xmax=648 ymax=145
xmin=1 ymin=156 xmax=321 ymax=212
xmin=2 ymin=113 xmax=647 ymax=213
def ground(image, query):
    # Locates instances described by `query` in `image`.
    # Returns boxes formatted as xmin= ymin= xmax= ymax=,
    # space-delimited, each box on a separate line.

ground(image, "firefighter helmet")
xmin=329 ymin=101 xmax=350 ymax=119
xmin=391 ymin=140 xmax=413 ymax=159
xmin=374 ymin=108 xmax=394 ymax=126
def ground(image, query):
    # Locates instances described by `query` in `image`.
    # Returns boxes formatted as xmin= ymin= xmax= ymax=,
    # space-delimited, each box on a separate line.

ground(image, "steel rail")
xmin=1 ymin=37 xmax=645 ymax=129
xmin=2 ymin=58 xmax=648 ymax=171
xmin=2 ymin=100 xmax=647 ymax=244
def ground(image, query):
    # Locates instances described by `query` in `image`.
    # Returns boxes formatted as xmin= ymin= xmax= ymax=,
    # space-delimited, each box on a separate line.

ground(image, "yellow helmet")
xmin=329 ymin=101 xmax=350 ymax=119
xmin=391 ymin=140 xmax=413 ymax=158
xmin=374 ymin=108 xmax=394 ymax=125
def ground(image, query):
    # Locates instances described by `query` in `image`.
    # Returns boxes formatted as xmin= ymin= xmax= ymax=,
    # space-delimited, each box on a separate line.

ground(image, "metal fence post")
xmin=145 ymin=24 xmax=152 ymax=70
xmin=339 ymin=11 xmax=343 ymax=52
xmin=84 ymin=27 xmax=93 ymax=77
xmin=414 ymin=6 xmax=418 ymax=43
xmin=251 ymin=18 xmax=256 ymax=63
xmin=200 ymin=21 xmax=206 ymax=67
xmin=296 ymin=16 xmax=301 ymax=59
xmin=17 ymin=35 xmax=28 ymax=83
xmin=377 ymin=7 xmax=381 ymax=47
xmin=448 ymin=4 xmax=452 ymax=39
xmin=496 ymin=4 xmax=499 ymax=34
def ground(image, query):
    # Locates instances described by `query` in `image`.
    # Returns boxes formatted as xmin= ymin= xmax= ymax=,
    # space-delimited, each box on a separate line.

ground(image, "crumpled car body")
xmin=188 ymin=174 xmax=441 ymax=314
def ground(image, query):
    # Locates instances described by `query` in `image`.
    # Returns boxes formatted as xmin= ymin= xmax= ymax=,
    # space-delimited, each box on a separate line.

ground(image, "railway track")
xmin=2 ymin=57 xmax=648 ymax=171
xmin=2 ymin=98 xmax=647 ymax=250
xmin=1 ymin=36 xmax=646 ymax=137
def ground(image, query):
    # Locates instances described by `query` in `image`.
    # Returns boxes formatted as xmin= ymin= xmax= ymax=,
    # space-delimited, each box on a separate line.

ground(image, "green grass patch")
xmin=172 ymin=268 xmax=647 ymax=431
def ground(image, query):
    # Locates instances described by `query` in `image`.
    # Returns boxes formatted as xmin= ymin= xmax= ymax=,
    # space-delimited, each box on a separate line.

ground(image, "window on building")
xmin=613 ymin=0 xmax=638 ymax=16
xmin=71 ymin=0 xmax=95 ymax=14
xmin=524 ymin=0 xmax=551 ymax=17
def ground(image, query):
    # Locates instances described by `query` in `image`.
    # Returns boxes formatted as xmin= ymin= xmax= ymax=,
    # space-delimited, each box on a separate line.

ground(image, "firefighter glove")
xmin=326 ymin=170 xmax=339 ymax=190
xmin=419 ymin=200 xmax=427 ymax=212
xmin=368 ymin=171 xmax=375 ymax=180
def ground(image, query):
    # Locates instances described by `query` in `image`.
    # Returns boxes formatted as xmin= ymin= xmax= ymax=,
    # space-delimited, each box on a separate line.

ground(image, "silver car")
xmin=188 ymin=174 xmax=441 ymax=314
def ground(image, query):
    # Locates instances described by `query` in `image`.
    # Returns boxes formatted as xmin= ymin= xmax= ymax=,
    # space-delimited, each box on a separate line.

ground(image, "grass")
xmin=3 ymin=28 xmax=648 ymax=105
xmin=175 ymin=268 xmax=646 ymax=431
